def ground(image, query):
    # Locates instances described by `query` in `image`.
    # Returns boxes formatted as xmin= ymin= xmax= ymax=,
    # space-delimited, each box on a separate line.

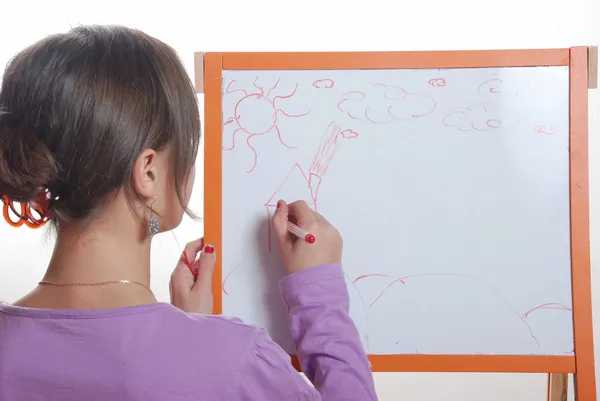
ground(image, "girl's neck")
xmin=15 ymin=205 xmax=157 ymax=310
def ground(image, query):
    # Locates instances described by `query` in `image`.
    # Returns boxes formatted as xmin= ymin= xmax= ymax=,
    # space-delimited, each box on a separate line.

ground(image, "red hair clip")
xmin=29 ymin=188 xmax=52 ymax=213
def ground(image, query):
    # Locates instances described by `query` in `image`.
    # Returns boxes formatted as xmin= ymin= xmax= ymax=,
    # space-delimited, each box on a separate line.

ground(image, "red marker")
xmin=182 ymin=251 xmax=197 ymax=278
xmin=287 ymin=221 xmax=316 ymax=244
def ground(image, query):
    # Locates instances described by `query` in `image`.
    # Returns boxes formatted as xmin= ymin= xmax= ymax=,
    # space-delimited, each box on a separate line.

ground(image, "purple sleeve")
xmin=235 ymin=328 xmax=320 ymax=401
xmin=279 ymin=264 xmax=378 ymax=401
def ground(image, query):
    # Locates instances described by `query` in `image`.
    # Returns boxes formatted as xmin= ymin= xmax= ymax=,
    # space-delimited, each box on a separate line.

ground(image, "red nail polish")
xmin=276 ymin=203 xmax=281 ymax=209
xmin=205 ymin=246 xmax=215 ymax=254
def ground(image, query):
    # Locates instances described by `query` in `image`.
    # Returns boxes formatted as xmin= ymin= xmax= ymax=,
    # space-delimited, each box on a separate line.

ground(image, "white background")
xmin=0 ymin=0 xmax=598 ymax=399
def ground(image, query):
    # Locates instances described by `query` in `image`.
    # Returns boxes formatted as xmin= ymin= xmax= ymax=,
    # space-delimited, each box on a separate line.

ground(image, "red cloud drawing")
xmin=428 ymin=78 xmax=446 ymax=87
xmin=442 ymin=103 xmax=520 ymax=132
xmin=337 ymin=83 xmax=437 ymax=124
xmin=533 ymin=125 xmax=556 ymax=135
xmin=312 ymin=79 xmax=334 ymax=89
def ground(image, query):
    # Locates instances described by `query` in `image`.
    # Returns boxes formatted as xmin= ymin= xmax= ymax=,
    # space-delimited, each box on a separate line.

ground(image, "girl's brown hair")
xmin=0 ymin=25 xmax=200 ymax=223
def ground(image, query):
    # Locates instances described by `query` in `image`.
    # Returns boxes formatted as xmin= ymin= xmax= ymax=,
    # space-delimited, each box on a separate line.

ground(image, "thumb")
xmin=272 ymin=200 xmax=292 ymax=252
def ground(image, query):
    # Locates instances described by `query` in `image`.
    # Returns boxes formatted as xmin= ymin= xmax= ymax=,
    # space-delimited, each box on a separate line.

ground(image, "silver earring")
xmin=148 ymin=197 xmax=159 ymax=239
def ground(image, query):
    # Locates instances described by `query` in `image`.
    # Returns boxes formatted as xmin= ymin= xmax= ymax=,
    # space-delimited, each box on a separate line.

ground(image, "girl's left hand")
xmin=169 ymin=238 xmax=216 ymax=314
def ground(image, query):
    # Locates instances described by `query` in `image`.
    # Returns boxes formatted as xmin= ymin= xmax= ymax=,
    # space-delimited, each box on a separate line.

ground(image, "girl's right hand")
xmin=271 ymin=200 xmax=343 ymax=274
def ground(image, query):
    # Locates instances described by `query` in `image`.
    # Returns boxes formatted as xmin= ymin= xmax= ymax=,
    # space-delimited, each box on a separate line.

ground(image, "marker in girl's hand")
xmin=182 ymin=251 xmax=197 ymax=278
xmin=287 ymin=221 xmax=316 ymax=244
xmin=183 ymin=245 xmax=215 ymax=279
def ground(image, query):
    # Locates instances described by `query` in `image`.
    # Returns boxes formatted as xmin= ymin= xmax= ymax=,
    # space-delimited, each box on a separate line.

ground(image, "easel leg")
xmin=547 ymin=373 xmax=568 ymax=401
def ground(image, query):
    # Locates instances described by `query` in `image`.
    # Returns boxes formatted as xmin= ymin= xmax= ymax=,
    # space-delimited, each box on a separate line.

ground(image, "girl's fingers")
xmin=272 ymin=200 xmax=293 ymax=254
xmin=172 ymin=238 xmax=205 ymax=290
xmin=192 ymin=244 xmax=216 ymax=293
xmin=183 ymin=237 xmax=205 ymax=261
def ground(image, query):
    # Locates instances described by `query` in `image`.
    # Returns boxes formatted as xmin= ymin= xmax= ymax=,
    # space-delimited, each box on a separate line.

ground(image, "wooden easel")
xmin=547 ymin=45 xmax=597 ymax=401
xmin=548 ymin=373 xmax=568 ymax=401
xmin=197 ymin=46 xmax=598 ymax=401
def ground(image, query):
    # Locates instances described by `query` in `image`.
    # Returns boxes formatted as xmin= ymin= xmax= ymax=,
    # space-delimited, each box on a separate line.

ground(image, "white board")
xmin=220 ymin=66 xmax=573 ymax=356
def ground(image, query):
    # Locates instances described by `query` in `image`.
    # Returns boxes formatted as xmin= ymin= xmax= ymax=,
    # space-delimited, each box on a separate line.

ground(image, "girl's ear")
xmin=132 ymin=149 xmax=158 ymax=199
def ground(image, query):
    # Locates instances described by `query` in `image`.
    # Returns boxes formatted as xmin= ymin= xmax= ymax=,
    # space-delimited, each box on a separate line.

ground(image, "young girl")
xmin=0 ymin=25 xmax=377 ymax=400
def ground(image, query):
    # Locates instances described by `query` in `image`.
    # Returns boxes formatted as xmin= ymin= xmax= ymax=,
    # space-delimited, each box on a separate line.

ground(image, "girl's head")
xmin=0 ymin=25 xmax=200 ymax=235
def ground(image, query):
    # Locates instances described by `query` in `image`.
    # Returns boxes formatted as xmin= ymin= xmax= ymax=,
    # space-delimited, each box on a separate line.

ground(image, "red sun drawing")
xmin=222 ymin=78 xmax=311 ymax=173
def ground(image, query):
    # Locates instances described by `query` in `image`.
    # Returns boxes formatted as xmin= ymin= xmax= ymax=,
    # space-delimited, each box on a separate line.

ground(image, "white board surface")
xmin=221 ymin=66 xmax=573 ymax=356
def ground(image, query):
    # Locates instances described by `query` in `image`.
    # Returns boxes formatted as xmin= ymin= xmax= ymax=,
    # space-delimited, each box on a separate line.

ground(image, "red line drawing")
xmin=354 ymin=272 xmax=573 ymax=352
xmin=337 ymin=83 xmax=437 ymax=124
xmin=312 ymin=79 xmax=334 ymax=89
xmin=222 ymin=270 xmax=234 ymax=296
xmin=478 ymin=79 xmax=503 ymax=94
xmin=477 ymin=78 xmax=528 ymax=99
xmin=345 ymin=272 xmax=372 ymax=352
xmin=222 ymin=78 xmax=311 ymax=173
xmin=224 ymin=261 xmax=573 ymax=353
xmin=442 ymin=103 xmax=520 ymax=132
xmin=353 ymin=273 xmax=392 ymax=282
xmin=222 ymin=256 xmax=261 ymax=296
xmin=223 ymin=256 xmax=572 ymax=353
xmin=520 ymin=302 xmax=573 ymax=354
xmin=221 ymin=258 xmax=373 ymax=352
xmin=263 ymin=121 xmax=358 ymax=252
xmin=521 ymin=302 xmax=572 ymax=319
xmin=428 ymin=78 xmax=446 ymax=87
xmin=533 ymin=125 xmax=556 ymax=135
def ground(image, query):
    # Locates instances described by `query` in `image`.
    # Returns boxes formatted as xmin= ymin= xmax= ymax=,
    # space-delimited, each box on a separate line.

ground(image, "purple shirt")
xmin=0 ymin=264 xmax=377 ymax=400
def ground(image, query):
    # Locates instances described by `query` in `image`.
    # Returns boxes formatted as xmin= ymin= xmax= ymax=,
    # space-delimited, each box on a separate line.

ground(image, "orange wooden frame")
xmin=201 ymin=48 xmax=595 ymax=400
